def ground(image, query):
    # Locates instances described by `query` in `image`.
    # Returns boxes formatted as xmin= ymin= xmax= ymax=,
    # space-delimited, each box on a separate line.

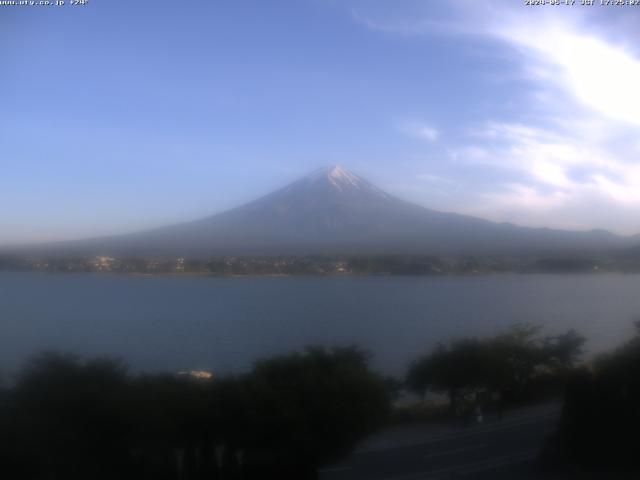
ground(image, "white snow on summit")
xmin=304 ymin=166 xmax=388 ymax=197
xmin=327 ymin=166 xmax=363 ymax=190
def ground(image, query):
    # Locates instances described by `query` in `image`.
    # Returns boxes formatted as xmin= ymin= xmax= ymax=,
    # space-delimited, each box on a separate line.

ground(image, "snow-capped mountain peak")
xmin=304 ymin=166 xmax=388 ymax=197
xmin=326 ymin=166 xmax=362 ymax=190
xmin=31 ymin=166 xmax=633 ymax=258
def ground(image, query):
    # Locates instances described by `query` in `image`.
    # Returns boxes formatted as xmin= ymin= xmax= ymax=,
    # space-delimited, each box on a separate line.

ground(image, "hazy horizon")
xmin=3 ymin=164 xmax=639 ymax=249
xmin=4 ymin=1 xmax=640 ymax=245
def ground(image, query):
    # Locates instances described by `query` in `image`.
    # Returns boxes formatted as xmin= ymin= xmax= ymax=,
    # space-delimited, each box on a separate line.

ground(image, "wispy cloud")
xmin=354 ymin=1 xmax=640 ymax=233
xmin=491 ymin=15 xmax=640 ymax=127
xmin=452 ymin=117 xmax=640 ymax=232
xmin=466 ymin=13 xmax=640 ymax=231
xmin=398 ymin=120 xmax=439 ymax=142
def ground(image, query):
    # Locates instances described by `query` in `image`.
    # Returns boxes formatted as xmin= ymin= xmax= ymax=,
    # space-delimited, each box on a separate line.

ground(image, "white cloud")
xmin=463 ymin=15 xmax=640 ymax=232
xmin=451 ymin=119 xmax=640 ymax=232
xmin=356 ymin=2 xmax=640 ymax=233
xmin=493 ymin=18 xmax=640 ymax=127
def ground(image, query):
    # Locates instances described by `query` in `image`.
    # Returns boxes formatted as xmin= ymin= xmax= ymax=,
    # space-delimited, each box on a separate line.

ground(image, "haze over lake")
xmin=1 ymin=272 xmax=638 ymax=378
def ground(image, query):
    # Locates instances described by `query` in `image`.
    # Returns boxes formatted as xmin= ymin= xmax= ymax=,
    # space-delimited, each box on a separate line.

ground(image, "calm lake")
xmin=1 ymin=272 xmax=639 ymax=377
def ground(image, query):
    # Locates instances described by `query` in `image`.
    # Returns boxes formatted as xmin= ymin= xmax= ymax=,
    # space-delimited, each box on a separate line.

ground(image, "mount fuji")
xmin=19 ymin=166 xmax=637 ymax=257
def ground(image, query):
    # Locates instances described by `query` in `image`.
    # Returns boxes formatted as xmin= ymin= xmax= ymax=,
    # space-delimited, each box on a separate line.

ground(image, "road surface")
xmin=319 ymin=402 xmax=561 ymax=480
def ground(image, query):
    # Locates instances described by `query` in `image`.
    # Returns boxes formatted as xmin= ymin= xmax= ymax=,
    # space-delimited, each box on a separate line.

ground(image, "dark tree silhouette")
xmin=241 ymin=346 xmax=390 ymax=479
xmin=406 ymin=324 xmax=585 ymax=415
xmin=0 ymin=346 xmax=391 ymax=480
xmin=7 ymin=352 xmax=132 ymax=479
xmin=553 ymin=321 xmax=640 ymax=473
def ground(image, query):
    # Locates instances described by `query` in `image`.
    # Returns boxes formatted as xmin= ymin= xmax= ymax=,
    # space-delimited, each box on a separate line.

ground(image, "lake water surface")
xmin=1 ymin=272 xmax=639 ymax=377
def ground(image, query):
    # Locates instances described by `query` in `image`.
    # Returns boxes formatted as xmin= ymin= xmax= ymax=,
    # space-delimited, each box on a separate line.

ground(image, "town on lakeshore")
xmin=1 ymin=253 xmax=638 ymax=275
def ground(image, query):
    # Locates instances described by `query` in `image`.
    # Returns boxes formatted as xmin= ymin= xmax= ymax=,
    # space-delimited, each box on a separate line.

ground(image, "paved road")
xmin=319 ymin=402 xmax=561 ymax=480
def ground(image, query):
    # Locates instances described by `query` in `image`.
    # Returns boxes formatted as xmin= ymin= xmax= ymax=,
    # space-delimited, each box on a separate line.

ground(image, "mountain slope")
xmin=16 ymin=166 xmax=638 ymax=257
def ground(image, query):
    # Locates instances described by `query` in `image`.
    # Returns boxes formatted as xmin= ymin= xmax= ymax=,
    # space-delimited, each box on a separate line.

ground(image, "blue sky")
xmin=2 ymin=0 xmax=640 ymax=244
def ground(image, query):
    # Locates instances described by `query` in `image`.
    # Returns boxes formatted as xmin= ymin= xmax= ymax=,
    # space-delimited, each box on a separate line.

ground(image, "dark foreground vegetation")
xmin=548 ymin=321 xmax=640 ymax=475
xmin=406 ymin=324 xmax=585 ymax=418
xmin=0 ymin=347 xmax=390 ymax=480
xmin=5 ymin=322 xmax=640 ymax=478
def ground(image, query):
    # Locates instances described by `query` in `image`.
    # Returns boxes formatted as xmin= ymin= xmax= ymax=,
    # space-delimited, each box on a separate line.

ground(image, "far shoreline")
xmin=2 ymin=269 xmax=640 ymax=278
